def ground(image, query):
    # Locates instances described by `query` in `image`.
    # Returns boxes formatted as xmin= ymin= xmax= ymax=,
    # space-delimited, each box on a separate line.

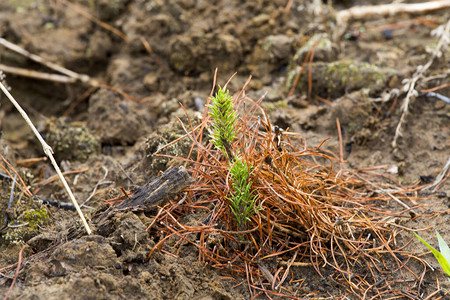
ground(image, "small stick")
xmin=117 ymin=166 xmax=193 ymax=209
xmin=38 ymin=168 xmax=89 ymax=186
xmin=7 ymin=174 xmax=17 ymax=211
xmin=81 ymin=166 xmax=112 ymax=207
xmin=0 ymin=64 xmax=77 ymax=84
xmin=421 ymin=82 xmax=450 ymax=93
xmin=336 ymin=118 xmax=344 ymax=163
xmin=307 ymin=40 xmax=319 ymax=102
xmin=15 ymin=156 xmax=47 ymax=167
xmin=0 ymin=153 xmax=32 ymax=197
xmin=2 ymin=174 xmax=17 ymax=227
xmin=421 ymin=157 xmax=450 ymax=193
xmin=337 ymin=1 xmax=450 ymax=23
xmin=287 ymin=49 xmax=311 ymax=98
xmin=0 ymin=173 xmax=11 ymax=180
xmin=334 ymin=0 xmax=450 ymax=40
xmin=140 ymin=37 xmax=163 ymax=67
xmin=352 ymin=172 xmax=415 ymax=216
xmin=58 ymin=0 xmax=128 ymax=42
xmin=276 ymin=251 xmax=297 ymax=290
xmin=278 ymin=260 xmax=312 ymax=267
xmin=420 ymin=91 xmax=450 ymax=105
xmin=0 ymin=37 xmax=90 ymax=83
xmin=0 ymin=74 xmax=92 ymax=235
xmin=258 ymin=262 xmax=275 ymax=286
xmin=284 ymin=0 xmax=294 ymax=13
xmin=392 ymin=19 xmax=450 ymax=150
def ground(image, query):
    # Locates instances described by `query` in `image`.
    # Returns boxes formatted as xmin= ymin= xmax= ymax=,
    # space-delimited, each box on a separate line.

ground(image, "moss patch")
xmin=43 ymin=117 xmax=100 ymax=163
xmin=286 ymin=60 xmax=396 ymax=98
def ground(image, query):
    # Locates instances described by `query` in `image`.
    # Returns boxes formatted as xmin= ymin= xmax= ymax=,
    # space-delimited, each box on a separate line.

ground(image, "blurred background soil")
xmin=0 ymin=0 xmax=449 ymax=299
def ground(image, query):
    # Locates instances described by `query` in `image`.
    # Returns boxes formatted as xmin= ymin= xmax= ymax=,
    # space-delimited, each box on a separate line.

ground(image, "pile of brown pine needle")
xmin=146 ymin=80 xmax=431 ymax=299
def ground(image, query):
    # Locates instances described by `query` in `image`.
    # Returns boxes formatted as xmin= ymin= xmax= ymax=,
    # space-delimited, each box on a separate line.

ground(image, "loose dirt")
xmin=0 ymin=0 xmax=449 ymax=299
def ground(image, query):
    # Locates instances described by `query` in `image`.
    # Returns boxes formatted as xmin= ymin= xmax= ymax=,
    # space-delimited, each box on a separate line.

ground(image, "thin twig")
xmin=276 ymin=251 xmax=297 ymax=290
xmin=7 ymin=174 xmax=17 ymax=210
xmin=0 ymin=64 xmax=77 ymax=84
xmin=337 ymin=1 xmax=450 ymax=23
xmin=3 ymin=245 xmax=26 ymax=300
xmin=421 ymin=157 xmax=450 ymax=193
xmin=81 ymin=166 xmax=112 ymax=207
xmin=0 ymin=37 xmax=90 ymax=83
xmin=284 ymin=0 xmax=295 ymax=13
xmin=0 ymin=153 xmax=32 ymax=197
xmin=307 ymin=40 xmax=319 ymax=102
xmin=334 ymin=0 xmax=450 ymax=41
xmin=336 ymin=118 xmax=344 ymax=163
xmin=140 ymin=37 xmax=163 ymax=67
xmin=2 ymin=174 xmax=17 ymax=227
xmin=353 ymin=172 xmax=416 ymax=217
xmin=0 ymin=73 xmax=92 ymax=235
xmin=15 ymin=157 xmax=47 ymax=167
xmin=58 ymin=0 xmax=128 ymax=42
xmin=392 ymin=19 xmax=450 ymax=150
xmin=287 ymin=47 xmax=311 ymax=98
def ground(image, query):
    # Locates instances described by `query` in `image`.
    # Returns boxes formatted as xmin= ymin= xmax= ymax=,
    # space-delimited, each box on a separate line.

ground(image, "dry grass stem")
xmin=334 ymin=0 xmax=450 ymax=40
xmin=422 ymin=157 xmax=450 ymax=193
xmin=0 ymin=64 xmax=79 ymax=84
xmin=0 ymin=37 xmax=91 ymax=83
xmin=392 ymin=19 xmax=450 ymax=150
xmin=0 ymin=74 xmax=92 ymax=235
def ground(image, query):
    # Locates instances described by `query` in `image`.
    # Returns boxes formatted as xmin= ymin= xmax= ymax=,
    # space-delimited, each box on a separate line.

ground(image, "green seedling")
xmin=414 ymin=231 xmax=450 ymax=279
xmin=229 ymin=159 xmax=258 ymax=229
xmin=208 ymin=86 xmax=258 ymax=229
xmin=208 ymin=86 xmax=237 ymax=159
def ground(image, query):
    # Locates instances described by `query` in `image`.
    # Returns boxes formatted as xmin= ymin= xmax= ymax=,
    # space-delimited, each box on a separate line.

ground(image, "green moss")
xmin=262 ymin=100 xmax=288 ymax=114
xmin=325 ymin=61 xmax=387 ymax=91
xmin=4 ymin=205 xmax=48 ymax=244
xmin=285 ymin=60 xmax=395 ymax=98
xmin=4 ymin=227 xmax=27 ymax=244
xmin=22 ymin=207 xmax=49 ymax=230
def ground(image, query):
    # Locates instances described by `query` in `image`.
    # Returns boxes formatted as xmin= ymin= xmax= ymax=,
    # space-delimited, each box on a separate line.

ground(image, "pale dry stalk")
xmin=392 ymin=19 xmax=450 ymax=150
xmin=0 ymin=73 xmax=92 ymax=235
xmin=0 ymin=37 xmax=99 ymax=86
xmin=0 ymin=64 xmax=78 ymax=84
xmin=334 ymin=0 xmax=450 ymax=40
xmin=0 ymin=37 xmax=90 ymax=82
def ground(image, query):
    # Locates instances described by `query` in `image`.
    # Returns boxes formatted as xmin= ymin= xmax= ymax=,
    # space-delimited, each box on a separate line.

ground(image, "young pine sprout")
xmin=229 ymin=159 xmax=257 ymax=230
xmin=208 ymin=86 xmax=258 ymax=229
xmin=208 ymin=86 xmax=237 ymax=159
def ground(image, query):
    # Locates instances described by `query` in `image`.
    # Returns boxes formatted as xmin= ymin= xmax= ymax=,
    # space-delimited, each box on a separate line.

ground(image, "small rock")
xmin=42 ymin=117 xmax=100 ymax=163
xmin=292 ymin=33 xmax=338 ymax=63
xmin=52 ymin=235 xmax=119 ymax=269
xmin=28 ymin=232 xmax=56 ymax=252
xmin=143 ymin=73 xmax=159 ymax=91
xmin=285 ymin=61 xmax=397 ymax=98
xmin=261 ymin=35 xmax=294 ymax=62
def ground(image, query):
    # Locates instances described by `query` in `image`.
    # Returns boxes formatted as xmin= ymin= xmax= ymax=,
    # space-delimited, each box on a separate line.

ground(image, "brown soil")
xmin=0 ymin=0 xmax=449 ymax=299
